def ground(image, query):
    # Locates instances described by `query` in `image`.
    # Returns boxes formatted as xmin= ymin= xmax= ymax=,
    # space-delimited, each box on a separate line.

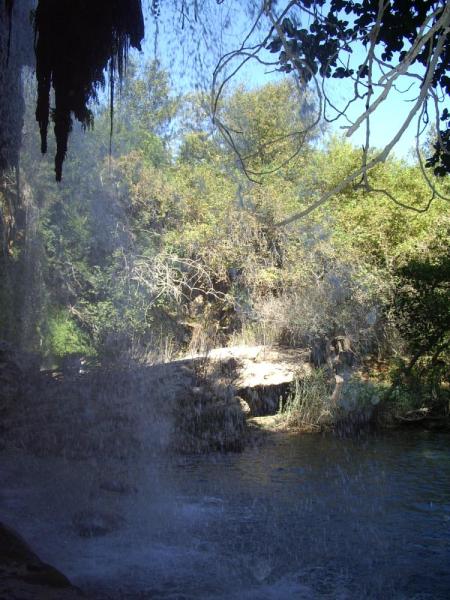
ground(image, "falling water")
xmin=1 ymin=3 xmax=449 ymax=600
xmin=1 ymin=431 xmax=450 ymax=598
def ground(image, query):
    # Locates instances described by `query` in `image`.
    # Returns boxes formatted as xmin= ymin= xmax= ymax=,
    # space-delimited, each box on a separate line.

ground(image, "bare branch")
xmin=211 ymin=0 xmax=450 ymax=224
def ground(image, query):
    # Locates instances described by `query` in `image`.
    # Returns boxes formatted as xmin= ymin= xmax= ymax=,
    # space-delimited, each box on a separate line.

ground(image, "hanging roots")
xmin=34 ymin=0 xmax=144 ymax=181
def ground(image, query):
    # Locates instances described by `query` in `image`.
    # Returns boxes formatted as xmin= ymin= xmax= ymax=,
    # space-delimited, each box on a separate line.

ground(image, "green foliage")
xmin=109 ymin=60 xmax=179 ymax=164
xmin=268 ymin=1 xmax=450 ymax=178
xmin=44 ymin=311 xmax=93 ymax=359
xmin=340 ymin=377 xmax=384 ymax=412
xmin=216 ymin=80 xmax=317 ymax=175
xmin=392 ymin=242 xmax=450 ymax=371
xmin=3 ymin=59 xmax=448 ymax=430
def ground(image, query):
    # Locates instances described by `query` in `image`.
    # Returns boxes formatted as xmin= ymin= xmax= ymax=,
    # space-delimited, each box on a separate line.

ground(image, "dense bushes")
xmin=393 ymin=246 xmax=450 ymax=374
xmin=0 ymin=64 xmax=448 ymax=420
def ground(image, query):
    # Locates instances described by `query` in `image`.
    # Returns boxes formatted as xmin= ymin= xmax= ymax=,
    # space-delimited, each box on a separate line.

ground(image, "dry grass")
xmin=280 ymin=369 xmax=333 ymax=431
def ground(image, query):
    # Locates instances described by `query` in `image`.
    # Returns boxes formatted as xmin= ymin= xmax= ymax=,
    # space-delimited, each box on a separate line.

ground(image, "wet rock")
xmin=238 ymin=382 xmax=291 ymax=416
xmin=174 ymin=392 xmax=246 ymax=453
xmin=2 ymin=344 xmax=309 ymax=459
xmin=0 ymin=359 xmax=21 ymax=405
xmin=247 ymin=414 xmax=287 ymax=433
xmin=333 ymin=407 xmax=376 ymax=435
xmin=0 ymin=342 xmax=23 ymax=408
xmin=72 ymin=510 xmax=125 ymax=538
xmin=0 ymin=341 xmax=40 ymax=412
xmin=1 ymin=363 xmax=177 ymax=458
xmin=0 ymin=521 xmax=83 ymax=599
xmin=332 ymin=376 xmax=380 ymax=433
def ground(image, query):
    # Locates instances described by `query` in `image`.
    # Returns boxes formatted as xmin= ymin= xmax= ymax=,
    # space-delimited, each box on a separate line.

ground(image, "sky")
xmin=130 ymin=0 xmax=438 ymax=162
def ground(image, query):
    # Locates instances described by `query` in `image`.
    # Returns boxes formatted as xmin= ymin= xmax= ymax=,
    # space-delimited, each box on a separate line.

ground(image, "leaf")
xmin=282 ymin=18 xmax=296 ymax=38
xmin=267 ymin=38 xmax=282 ymax=53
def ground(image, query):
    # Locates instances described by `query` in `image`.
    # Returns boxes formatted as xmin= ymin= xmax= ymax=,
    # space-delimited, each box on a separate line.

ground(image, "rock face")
xmin=0 ymin=521 xmax=84 ymax=599
xmin=170 ymin=346 xmax=311 ymax=451
xmin=173 ymin=388 xmax=246 ymax=453
xmin=0 ymin=340 xmax=382 ymax=458
xmin=0 ymin=343 xmax=22 ymax=408
xmin=198 ymin=346 xmax=311 ymax=416
xmin=0 ymin=344 xmax=311 ymax=457
xmin=0 ymin=341 xmax=40 ymax=412
xmin=0 ymin=362 xmax=188 ymax=459
xmin=0 ymin=0 xmax=34 ymax=172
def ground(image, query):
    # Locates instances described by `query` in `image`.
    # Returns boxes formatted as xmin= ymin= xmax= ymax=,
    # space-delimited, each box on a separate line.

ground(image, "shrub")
xmin=392 ymin=247 xmax=450 ymax=374
xmin=281 ymin=369 xmax=332 ymax=430
xmin=44 ymin=311 xmax=93 ymax=360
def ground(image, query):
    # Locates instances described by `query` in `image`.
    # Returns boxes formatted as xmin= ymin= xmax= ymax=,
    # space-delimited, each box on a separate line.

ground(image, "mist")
xmin=1 ymin=2 xmax=449 ymax=599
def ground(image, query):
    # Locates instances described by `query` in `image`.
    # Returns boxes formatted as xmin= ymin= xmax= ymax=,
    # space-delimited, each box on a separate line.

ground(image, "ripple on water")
xmin=0 ymin=431 xmax=449 ymax=599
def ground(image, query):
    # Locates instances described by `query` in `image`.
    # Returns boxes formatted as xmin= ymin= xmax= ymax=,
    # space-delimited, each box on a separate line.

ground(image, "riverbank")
xmin=1 ymin=342 xmax=449 ymax=598
xmin=1 ymin=343 xmax=449 ymax=459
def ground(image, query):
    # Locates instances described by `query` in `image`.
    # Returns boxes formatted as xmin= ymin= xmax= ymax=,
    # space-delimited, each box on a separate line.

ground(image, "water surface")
xmin=1 ymin=431 xmax=449 ymax=598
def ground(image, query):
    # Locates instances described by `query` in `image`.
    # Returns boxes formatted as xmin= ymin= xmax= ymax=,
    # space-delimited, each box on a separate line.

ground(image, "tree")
xmin=109 ymin=60 xmax=179 ymax=163
xmin=212 ymin=0 xmax=450 ymax=223
xmin=393 ymin=243 xmax=450 ymax=374
xmin=6 ymin=0 xmax=448 ymax=200
xmin=213 ymin=79 xmax=319 ymax=178
xmin=4 ymin=59 xmax=185 ymax=361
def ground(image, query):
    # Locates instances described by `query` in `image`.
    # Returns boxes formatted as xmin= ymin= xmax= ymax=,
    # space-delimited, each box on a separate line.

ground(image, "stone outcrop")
xmin=195 ymin=345 xmax=311 ymax=416
xmin=170 ymin=346 xmax=312 ymax=450
xmin=0 ymin=341 xmax=40 ymax=411
xmin=173 ymin=387 xmax=246 ymax=453
xmin=0 ymin=0 xmax=34 ymax=172
xmin=0 ymin=521 xmax=84 ymax=599
xmin=0 ymin=344 xmax=311 ymax=456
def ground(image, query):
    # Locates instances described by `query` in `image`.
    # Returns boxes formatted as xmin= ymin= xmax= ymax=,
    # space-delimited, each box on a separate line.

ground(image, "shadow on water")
xmin=1 ymin=429 xmax=450 ymax=599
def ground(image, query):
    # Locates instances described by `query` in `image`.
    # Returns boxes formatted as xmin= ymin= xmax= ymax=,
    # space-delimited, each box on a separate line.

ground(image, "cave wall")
xmin=0 ymin=0 xmax=145 ymax=180
xmin=0 ymin=0 xmax=34 ymax=172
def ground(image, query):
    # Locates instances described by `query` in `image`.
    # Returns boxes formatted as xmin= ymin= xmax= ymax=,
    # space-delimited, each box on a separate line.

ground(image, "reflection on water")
xmin=1 ymin=431 xmax=450 ymax=598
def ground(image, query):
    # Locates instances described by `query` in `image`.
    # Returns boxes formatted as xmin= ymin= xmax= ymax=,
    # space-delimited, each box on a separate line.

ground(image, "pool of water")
xmin=1 ymin=430 xmax=450 ymax=598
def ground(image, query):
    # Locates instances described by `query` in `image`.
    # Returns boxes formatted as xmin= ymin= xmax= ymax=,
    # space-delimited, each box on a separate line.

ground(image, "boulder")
xmin=173 ymin=389 xmax=246 ymax=453
xmin=0 ymin=341 xmax=40 ymax=411
xmin=197 ymin=346 xmax=311 ymax=416
xmin=1 ymin=344 xmax=311 ymax=458
xmin=171 ymin=346 xmax=311 ymax=451
xmin=0 ymin=521 xmax=84 ymax=599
